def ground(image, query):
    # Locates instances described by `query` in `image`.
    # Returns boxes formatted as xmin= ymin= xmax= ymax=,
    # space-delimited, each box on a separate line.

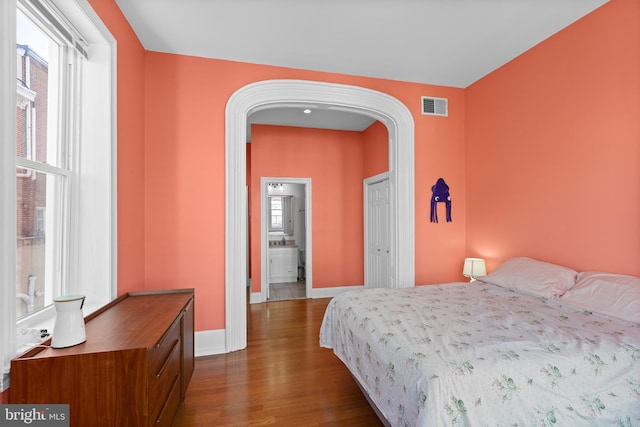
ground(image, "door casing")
xmin=260 ymin=177 xmax=312 ymax=302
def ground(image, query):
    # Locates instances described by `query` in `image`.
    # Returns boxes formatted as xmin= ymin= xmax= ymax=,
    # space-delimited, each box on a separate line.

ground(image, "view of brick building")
xmin=16 ymin=44 xmax=48 ymax=318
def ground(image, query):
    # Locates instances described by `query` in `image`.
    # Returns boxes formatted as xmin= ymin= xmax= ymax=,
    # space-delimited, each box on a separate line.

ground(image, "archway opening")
xmin=225 ymin=79 xmax=415 ymax=352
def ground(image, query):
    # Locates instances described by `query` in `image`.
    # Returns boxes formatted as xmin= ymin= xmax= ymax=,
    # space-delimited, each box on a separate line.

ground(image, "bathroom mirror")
xmin=268 ymin=195 xmax=294 ymax=236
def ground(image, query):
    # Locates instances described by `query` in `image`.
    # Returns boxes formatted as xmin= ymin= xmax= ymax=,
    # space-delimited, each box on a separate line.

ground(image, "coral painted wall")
xmin=87 ymin=0 xmax=146 ymax=294
xmin=465 ymin=0 xmax=640 ymax=275
xmin=250 ymin=125 xmax=366 ymax=291
xmin=143 ymin=54 xmax=227 ymax=333
xmin=363 ymin=120 xmax=389 ymax=178
xmin=142 ymin=53 xmax=466 ymax=331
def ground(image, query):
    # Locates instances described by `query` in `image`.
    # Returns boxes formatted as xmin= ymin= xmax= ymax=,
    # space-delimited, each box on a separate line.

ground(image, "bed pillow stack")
xmin=560 ymin=271 xmax=640 ymax=323
xmin=480 ymin=257 xmax=640 ymax=324
xmin=479 ymin=257 xmax=577 ymax=299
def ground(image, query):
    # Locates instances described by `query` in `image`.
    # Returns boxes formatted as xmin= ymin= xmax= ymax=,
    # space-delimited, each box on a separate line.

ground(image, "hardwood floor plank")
xmin=172 ymin=298 xmax=383 ymax=426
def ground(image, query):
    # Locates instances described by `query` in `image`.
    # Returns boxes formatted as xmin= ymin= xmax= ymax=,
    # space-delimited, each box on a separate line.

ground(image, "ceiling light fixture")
xmin=303 ymin=109 xmax=311 ymax=114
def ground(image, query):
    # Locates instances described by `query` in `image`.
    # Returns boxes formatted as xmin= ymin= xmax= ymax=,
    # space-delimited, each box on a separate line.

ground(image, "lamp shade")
xmin=463 ymin=258 xmax=486 ymax=281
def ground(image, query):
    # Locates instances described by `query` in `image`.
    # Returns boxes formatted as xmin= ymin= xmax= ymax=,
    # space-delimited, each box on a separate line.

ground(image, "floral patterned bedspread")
xmin=319 ymin=283 xmax=640 ymax=427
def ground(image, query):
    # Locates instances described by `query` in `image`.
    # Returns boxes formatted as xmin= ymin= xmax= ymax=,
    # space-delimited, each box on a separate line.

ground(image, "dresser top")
xmin=15 ymin=289 xmax=194 ymax=360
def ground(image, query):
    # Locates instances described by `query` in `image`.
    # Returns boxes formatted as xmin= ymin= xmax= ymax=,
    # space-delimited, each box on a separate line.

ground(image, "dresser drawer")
xmin=149 ymin=336 xmax=181 ymax=421
xmin=148 ymin=316 xmax=181 ymax=376
xmin=152 ymin=374 xmax=182 ymax=427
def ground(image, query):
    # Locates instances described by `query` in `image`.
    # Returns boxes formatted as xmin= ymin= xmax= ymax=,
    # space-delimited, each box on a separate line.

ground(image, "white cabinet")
xmin=269 ymin=247 xmax=298 ymax=283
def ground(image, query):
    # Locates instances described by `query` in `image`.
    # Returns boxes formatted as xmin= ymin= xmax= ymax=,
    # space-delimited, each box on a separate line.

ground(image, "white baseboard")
xmin=310 ymin=285 xmax=363 ymax=299
xmin=194 ymin=329 xmax=226 ymax=357
xmin=250 ymin=291 xmax=264 ymax=304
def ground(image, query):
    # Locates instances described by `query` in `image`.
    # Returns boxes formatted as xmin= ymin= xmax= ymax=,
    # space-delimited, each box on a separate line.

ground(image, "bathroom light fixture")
xmin=268 ymin=182 xmax=285 ymax=191
xmin=462 ymin=258 xmax=486 ymax=282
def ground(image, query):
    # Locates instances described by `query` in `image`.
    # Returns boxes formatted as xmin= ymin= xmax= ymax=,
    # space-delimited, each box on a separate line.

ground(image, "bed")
xmin=320 ymin=257 xmax=640 ymax=426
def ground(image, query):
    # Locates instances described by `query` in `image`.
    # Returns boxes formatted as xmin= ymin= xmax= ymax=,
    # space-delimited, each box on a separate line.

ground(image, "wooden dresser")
xmin=10 ymin=289 xmax=195 ymax=427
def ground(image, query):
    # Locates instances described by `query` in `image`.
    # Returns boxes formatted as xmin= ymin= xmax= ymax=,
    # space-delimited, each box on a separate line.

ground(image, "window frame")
xmin=267 ymin=194 xmax=295 ymax=236
xmin=1 ymin=0 xmax=116 ymax=392
xmin=15 ymin=7 xmax=74 ymax=318
xmin=268 ymin=196 xmax=284 ymax=232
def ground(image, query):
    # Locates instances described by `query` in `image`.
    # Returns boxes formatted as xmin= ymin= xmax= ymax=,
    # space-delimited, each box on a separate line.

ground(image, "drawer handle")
xmin=155 ymin=320 xmax=180 ymax=348
xmin=156 ymin=339 xmax=180 ymax=379
xmin=155 ymin=374 xmax=180 ymax=424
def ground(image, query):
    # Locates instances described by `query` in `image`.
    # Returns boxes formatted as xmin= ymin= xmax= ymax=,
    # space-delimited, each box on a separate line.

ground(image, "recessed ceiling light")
xmin=303 ymin=109 xmax=311 ymax=114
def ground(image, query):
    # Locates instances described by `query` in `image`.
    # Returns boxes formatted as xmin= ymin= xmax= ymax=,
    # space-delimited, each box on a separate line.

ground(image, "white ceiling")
xmin=115 ymin=0 xmax=607 ymax=133
xmin=247 ymin=107 xmax=376 ymax=140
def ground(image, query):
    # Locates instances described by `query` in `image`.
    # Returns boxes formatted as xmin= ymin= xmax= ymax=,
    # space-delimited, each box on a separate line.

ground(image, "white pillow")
xmin=480 ymin=257 xmax=577 ymax=298
xmin=560 ymin=271 xmax=640 ymax=323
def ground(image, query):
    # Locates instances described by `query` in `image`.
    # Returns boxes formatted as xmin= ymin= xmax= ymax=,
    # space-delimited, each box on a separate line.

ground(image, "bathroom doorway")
xmin=261 ymin=177 xmax=312 ymax=302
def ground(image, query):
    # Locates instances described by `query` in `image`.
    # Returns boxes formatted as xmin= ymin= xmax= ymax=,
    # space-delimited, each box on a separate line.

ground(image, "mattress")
xmin=320 ymin=282 xmax=640 ymax=426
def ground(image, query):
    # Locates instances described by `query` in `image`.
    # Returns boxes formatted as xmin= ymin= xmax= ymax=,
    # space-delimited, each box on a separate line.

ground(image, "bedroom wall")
xmin=246 ymin=119 xmax=392 ymax=293
xmin=87 ymin=0 xmax=146 ymax=293
xmin=465 ymin=0 xmax=640 ymax=275
xmin=250 ymin=125 xmax=366 ymax=291
xmin=142 ymin=52 xmax=466 ymax=331
xmin=362 ymin=120 xmax=389 ymax=178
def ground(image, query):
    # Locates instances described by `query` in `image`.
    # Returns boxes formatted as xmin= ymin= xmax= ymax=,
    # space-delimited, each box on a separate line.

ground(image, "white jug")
xmin=51 ymin=294 xmax=86 ymax=348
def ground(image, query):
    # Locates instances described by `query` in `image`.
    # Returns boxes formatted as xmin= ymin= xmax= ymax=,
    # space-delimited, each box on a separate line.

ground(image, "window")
xmin=35 ymin=206 xmax=45 ymax=234
xmin=268 ymin=195 xmax=294 ymax=236
xmin=15 ymin=6 xmax=70 ymax=320
xmin=269 ymin=196 xmax=284 ymax=231
xmin=1 ymin=0 xmax=116 ymax=391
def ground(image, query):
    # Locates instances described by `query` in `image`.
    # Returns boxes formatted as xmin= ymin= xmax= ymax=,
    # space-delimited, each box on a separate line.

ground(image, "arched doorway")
xmin=225 ymin=79 xmax=415 ymax=352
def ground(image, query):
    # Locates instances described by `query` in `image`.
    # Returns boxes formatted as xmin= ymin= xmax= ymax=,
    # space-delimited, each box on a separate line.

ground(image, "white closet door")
xmin=365 ymin=178 xmax=391 ymax=289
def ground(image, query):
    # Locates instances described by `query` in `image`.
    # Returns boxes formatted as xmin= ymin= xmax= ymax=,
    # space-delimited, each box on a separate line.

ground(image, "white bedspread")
xmin=320 ymin=283 xmax=640 ymax=426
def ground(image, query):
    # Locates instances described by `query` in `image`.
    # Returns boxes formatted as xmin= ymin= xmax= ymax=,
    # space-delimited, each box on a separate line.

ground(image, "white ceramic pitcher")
xmin=51 ymin=294 xmax=86 ymax=348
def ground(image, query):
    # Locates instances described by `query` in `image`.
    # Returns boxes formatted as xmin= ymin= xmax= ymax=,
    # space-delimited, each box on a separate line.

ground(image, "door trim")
xmin=260 ymin=177 xmax=312 ymax=303
xmin=225 ymin=79 xmax=415 ymax=352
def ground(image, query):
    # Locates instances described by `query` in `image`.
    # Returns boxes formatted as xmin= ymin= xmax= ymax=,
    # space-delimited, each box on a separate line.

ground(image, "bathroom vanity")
xmin=269 ymin=246 xmax=298 ymax=283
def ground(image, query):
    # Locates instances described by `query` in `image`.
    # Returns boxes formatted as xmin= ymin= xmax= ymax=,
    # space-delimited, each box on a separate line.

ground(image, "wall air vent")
xmin=421 ymin=96 xmax=448 ymax=117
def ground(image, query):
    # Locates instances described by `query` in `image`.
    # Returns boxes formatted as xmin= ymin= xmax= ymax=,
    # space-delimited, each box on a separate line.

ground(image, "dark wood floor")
xmin=172 ymin=297 xmax=383 ymax=426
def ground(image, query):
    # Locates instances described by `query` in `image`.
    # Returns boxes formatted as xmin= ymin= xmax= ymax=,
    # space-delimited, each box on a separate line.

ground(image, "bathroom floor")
xmin=268 ymin=280 xmax=306 ymax=301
